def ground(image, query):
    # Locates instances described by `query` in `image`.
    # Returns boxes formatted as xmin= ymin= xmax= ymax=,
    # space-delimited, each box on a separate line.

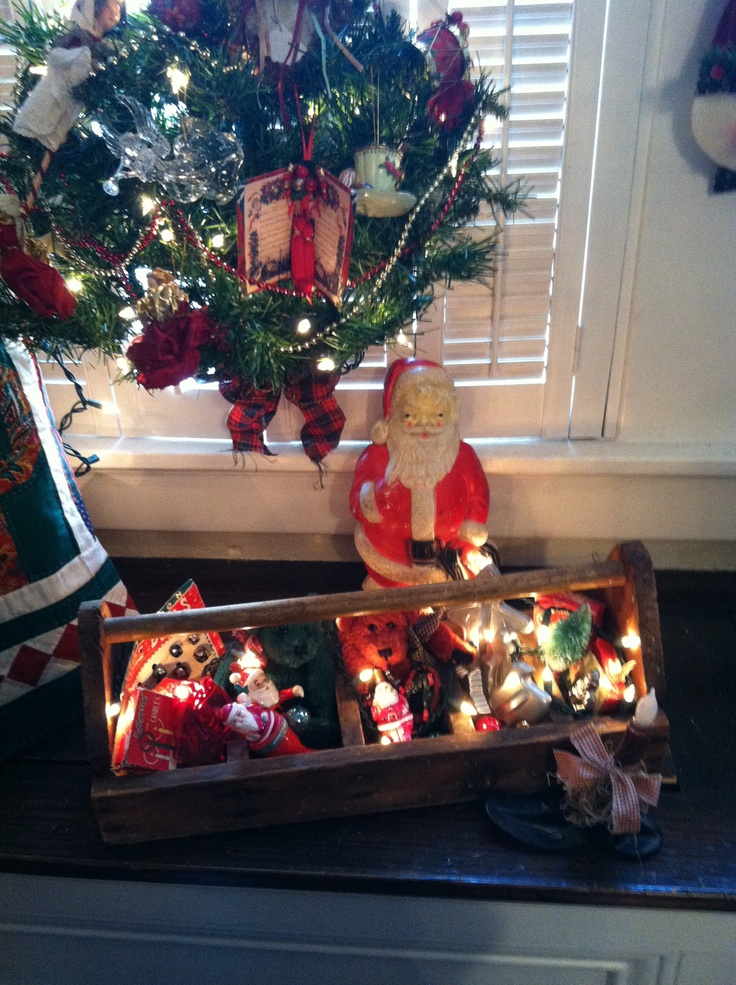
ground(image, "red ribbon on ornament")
xmin=554 ymin=722 xmax=661 ymax=834
xmin=219 ymin=370 xmax=346 ymax=465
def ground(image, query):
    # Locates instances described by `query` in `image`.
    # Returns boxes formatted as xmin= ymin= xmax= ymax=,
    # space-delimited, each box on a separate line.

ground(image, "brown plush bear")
xmin=336 ymin=609 xmax=476 ymax=729
xmin=336 ymin=611 xmax=414 ymax=690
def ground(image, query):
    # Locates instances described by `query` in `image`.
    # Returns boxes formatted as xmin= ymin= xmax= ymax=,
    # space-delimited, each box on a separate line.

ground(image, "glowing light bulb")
xmin=316 ymin=356 xmax=336 ymax=372
xmin=536 ymin=623 xmax=552 ymax=645
xmin=140 ymin=195 xmax=156 ymax=215
xmin=65 ymin=276 xmax=84 ymax=293
xmin=380 ymin=735 xmax=391 ymax=745
xmin=623 ymin=683 xmax=636 ymax=704
xmin=119 ymin=306 xmax=136 ymax=320
xmin=167 ymin=65 xmax=189 ymax=94
xmin=174 ymin=684 xmax=190 ymax=702
xmin=296 ymin=318 xmax=312 ymax=335
xmin=358 ymin=668 xmax=374 ymax=683
xmin=210 ymin=232 xmax=225 ymax=249
xmin=29 ymin=64 xmax=47 ymax=76
xmin=460 ymin=700 xmax=476 ymax=717
xmin=621 ymin=631 xmax=641 ymax=650
xmin=159 ymin=227 xmax=175 ymax=243
xmin=106 ymin=701 xmax=121 ymax=719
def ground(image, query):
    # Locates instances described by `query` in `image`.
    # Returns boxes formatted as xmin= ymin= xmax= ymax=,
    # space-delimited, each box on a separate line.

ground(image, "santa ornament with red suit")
xmin=350 ymin=358 xmax=492 ymax=589
xmin=219 ymin=697 xmax=312 ymax=758
xmin=370 ymin=679 xmax=414 ymax=744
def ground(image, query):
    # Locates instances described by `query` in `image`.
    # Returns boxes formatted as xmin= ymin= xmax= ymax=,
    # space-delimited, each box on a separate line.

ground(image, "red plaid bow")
xmin=554 ymin=722 xmax=662 ymax=834
xmin=219 ymin=371 xmax=346 ymax=465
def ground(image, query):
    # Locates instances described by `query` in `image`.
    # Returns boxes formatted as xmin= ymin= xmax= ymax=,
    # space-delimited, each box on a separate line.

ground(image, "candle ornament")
xmin=616 ymin=687 xmax=659 ymax=766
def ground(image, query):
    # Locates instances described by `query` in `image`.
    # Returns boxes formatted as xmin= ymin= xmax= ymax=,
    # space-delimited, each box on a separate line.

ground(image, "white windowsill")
xmin=73 ymin=435 xmax=736 ymax=477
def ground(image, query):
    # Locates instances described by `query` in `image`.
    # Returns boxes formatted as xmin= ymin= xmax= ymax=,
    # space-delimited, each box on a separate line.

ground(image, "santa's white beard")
xmin=385 ymin=424 xmax=460 ymax=490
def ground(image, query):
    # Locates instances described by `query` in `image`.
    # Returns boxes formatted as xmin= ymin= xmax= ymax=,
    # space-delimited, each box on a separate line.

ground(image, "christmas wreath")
xmin=0 ymin=0 xmax=525 ymax=461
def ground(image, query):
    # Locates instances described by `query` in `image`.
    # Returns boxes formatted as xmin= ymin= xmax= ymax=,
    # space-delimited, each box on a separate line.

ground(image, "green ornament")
xmin=542 ymin=604 xmax=592 ymax=672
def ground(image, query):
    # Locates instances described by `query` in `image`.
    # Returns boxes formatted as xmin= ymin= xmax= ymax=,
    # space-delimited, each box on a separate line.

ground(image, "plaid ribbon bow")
xmin=219 ymin=371 xmax=346 ymax=465
xmin=554 ymin=722 xmax=662 ymax=834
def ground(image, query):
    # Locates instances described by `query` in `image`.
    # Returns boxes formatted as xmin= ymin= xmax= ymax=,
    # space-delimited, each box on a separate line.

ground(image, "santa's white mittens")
xmin=359 ymin=481 xmax=382 ymax=523
xmin=458 ymin=519 xmax=488 ymax=546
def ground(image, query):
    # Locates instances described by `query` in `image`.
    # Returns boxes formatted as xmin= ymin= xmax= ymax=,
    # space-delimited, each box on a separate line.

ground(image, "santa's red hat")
xmin=372 ymin=358 xmax=456 ymax=444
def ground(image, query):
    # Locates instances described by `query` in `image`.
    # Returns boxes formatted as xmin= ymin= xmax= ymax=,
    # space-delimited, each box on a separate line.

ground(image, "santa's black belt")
xmin=410 ymin=539 xmax=441 ymax=563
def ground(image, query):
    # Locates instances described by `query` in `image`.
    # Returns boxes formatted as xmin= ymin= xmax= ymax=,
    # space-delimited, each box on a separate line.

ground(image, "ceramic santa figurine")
xmin=220 ymin=697 xmax=311 ymax=757
xmin=370 ymin=679 xmax=414 ymax=743
xmin=350 ymin=358 xmax=491 ymax=589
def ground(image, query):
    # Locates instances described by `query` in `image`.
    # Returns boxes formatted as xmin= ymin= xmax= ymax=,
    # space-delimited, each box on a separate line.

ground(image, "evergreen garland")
xmin=0 ymin=0 xmax=525 ymax=393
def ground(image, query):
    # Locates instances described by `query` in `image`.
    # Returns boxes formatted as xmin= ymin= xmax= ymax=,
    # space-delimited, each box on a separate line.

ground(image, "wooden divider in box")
xmin=78 ymin=541 xmax=669 ymax=844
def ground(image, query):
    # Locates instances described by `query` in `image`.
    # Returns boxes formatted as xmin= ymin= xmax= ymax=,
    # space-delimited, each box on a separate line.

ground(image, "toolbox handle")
xmin=97 ymin=559 xmax=626 ymax=645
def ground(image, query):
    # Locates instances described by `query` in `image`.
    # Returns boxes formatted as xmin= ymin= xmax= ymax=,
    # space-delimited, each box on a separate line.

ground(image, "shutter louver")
xmin=0 ymin=0 xmax=15 ymax=126
xmin=439 ymin=0 xmax=572 ymax=384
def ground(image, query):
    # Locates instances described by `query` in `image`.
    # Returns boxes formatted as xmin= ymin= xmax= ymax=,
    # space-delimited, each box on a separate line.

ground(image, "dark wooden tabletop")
xmin=1 ymin=560 xmax=735 ymax=910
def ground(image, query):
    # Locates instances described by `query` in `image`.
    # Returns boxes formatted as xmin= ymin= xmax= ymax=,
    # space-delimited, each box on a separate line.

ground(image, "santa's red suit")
xmin=350 ymin=439 xmax=489 ymax=588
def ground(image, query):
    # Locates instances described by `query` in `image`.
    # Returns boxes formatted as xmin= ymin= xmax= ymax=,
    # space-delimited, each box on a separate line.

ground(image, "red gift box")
xmin=157 ymin=677 xmax=230 ymax=767
xmin=113 ymin=688 xmax=180 ymax=773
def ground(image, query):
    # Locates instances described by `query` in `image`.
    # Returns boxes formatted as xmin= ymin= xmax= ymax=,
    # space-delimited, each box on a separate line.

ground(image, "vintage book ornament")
xmin=237 ymin=164 xmax=354 ymax=303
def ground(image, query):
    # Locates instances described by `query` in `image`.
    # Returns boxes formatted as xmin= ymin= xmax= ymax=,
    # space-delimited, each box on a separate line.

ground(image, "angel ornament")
xmin=95 ymin=95 xmax=243 ymax=203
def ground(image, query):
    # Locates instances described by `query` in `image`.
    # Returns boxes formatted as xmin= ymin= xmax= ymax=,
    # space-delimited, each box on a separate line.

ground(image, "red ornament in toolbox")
xmin=114 ymin=687 xmax=180 ymax=773
xmin=533 ymin=592 xmax=605 ymax=632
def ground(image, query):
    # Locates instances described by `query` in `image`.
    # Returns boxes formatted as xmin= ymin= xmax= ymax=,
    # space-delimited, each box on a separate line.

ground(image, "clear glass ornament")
xmin=94 ymin=95 xmax=243 ymax=203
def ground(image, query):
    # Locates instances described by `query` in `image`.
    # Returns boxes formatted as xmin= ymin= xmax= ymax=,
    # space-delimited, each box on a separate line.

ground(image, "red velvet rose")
xmin=0 ymin=248 xmax=76 ymax=320
xmin=126 ymin=305 xmax=215 ymax=390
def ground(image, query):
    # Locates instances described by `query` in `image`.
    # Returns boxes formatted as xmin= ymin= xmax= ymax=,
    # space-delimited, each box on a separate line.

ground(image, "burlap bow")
xmin=219 ymin=371 xmax=345 ymax=465
xmin=554 ymin=722 xmax=661 ymax=834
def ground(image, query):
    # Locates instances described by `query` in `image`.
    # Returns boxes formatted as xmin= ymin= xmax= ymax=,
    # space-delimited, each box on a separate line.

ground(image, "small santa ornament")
xmin=230 ymin=664 xmax=304 ymax=710
xmin=370 ymin=679 xmax=414 ymax=744
xmin=349 ymin=358 xmax=491 ymax=589
xmin=220 ymin=697 xmax=311 ymax=757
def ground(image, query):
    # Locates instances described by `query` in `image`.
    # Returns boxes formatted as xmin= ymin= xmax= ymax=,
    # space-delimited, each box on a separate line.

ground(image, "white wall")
xmin=615 ymin=0 xmax=736 ymax=444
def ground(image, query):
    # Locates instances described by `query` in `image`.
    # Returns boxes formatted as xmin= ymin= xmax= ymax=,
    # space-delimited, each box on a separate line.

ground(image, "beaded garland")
xmin=20 ymin=105 xmax=481 ymax=358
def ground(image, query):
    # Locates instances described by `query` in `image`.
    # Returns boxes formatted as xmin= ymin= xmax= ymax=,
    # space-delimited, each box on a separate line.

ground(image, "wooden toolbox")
xmin=78 ymin=541 xmax=670 ymax=844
